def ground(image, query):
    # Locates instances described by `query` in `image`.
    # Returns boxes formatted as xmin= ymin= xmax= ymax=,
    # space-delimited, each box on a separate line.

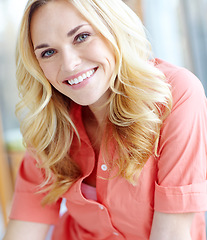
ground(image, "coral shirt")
xmin=10 ymin=59 xmax=207 ymax=239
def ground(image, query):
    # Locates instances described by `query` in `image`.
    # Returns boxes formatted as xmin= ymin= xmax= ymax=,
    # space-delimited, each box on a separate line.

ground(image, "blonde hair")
xmin=16 ymin=0 xmax=172 ymax=204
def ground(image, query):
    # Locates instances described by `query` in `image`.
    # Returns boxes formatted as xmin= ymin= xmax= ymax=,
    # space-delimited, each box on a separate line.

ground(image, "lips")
xmin=65 ymin=67 xmax=97 ymax=86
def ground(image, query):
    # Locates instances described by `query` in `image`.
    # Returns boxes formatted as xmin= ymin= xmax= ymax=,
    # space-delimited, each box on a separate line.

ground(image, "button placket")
xmin=98 ymin=204 xmax=104 ymax=210
xmin=113 ymin=231 xmax=119 ymax=236
xmin=101 ymin=164 xmax=108 ymax=171
xmin=96 ymin=163 xmax=125 ymax=239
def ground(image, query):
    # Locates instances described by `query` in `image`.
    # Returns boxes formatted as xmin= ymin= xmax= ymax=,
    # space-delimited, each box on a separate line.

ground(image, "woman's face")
xmin=30 ymin=0 xmax=116 ymax=107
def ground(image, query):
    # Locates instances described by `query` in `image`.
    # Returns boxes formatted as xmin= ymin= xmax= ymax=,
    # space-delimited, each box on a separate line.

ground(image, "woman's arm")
xmin=3 ymin=220 xmax=51 ymax=240
xmin=150 ymin=211 xmax=194 ymax=240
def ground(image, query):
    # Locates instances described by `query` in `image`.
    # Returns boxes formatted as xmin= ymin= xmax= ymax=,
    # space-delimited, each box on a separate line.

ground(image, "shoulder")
xmin=154 ymin=58 xmax=203 ymax=92
xmin=154 ymin=58 xmax=206 ymax=109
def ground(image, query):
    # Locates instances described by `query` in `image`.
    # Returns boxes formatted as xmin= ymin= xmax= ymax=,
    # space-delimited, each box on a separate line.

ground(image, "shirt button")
xmin=101 ymin=164 xmax=107 ymax=171
xmin=98 ymin=204 xmax=104 ymax=210
xmin=113 ymin=232 xmax=119 ymax=236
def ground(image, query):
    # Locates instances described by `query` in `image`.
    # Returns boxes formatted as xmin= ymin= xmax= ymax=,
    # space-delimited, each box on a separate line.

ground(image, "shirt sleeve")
xmin=9 ymin=151 xmax=61 ymax=224
xmin=154 ymin=67 xmax=207 ymax=213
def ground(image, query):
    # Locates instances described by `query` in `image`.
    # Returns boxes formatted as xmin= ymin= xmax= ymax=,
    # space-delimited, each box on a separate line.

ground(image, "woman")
xmin=4 ymin=0 xmax=207 ymax=239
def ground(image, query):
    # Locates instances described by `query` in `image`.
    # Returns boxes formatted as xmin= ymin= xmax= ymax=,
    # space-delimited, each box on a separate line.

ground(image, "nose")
xmin=60 ymin=47 xmax=81 ymax=72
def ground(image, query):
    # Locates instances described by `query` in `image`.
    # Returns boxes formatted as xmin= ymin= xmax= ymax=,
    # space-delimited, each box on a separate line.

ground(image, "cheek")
xmin=99 ymin=39 xmax=114 ymax=57
xmin=39 ymin=62 xmax=57 ymax=84
xmin=98 ymin=42 xmax=115 ymax=70
xmin=87 ymin=38 xmax=115 ymax=64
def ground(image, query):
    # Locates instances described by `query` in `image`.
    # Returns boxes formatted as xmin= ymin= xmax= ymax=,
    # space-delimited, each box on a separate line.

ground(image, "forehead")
xmin=30 ymin=0 xmax=88 ymax=41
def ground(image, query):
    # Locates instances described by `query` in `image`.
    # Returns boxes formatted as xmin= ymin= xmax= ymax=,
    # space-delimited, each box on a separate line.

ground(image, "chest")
xmin=63 ymin=152 xmax=157 ymax=239
xmin=82 ymin=118 xmax=103 ymax=187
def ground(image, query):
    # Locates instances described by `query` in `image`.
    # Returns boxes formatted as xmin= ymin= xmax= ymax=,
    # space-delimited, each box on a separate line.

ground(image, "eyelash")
xmin=74 ymin=32 xmax=91 ymax=44
xmin=40 ymin=32 xmax=91 ymax=58
xmin=41 ymin=49 xmax=56 ymax=58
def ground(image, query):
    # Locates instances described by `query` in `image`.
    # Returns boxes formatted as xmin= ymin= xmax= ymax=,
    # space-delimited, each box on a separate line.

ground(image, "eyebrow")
xmin=34 ymin=24 xmax=89 ymax=51
xmin=67 ymin=24 xmax=88 ymax=37
xmin=34 ymin=43 xmax=49 ymax=51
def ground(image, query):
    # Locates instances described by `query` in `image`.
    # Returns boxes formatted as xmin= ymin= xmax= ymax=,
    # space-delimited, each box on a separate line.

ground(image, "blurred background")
xmin=0 ymin=0 xmax=207 ymax=238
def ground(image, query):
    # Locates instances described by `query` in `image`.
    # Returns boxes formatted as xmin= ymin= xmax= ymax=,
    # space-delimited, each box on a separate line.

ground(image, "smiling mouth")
xmin=67 ymin=68 xmax=97 ymax=86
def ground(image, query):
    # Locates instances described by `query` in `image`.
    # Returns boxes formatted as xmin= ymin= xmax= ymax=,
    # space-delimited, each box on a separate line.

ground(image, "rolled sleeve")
xmin=154 ymin=181 xmax=207 ymax=213
xmin=9 ymin=151 xmax=61 ymax=224
xmin=155 ymin=63 xmax=207 ymax=213
xmin=10 ymin=192 xmax=60 ymax=224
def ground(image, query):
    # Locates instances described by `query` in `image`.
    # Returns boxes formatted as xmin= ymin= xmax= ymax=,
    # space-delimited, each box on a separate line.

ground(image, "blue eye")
xmin=75 ymin=33 xmax=90 ymax=43
xmin=41 ymin=49 xmax=55 ymax=58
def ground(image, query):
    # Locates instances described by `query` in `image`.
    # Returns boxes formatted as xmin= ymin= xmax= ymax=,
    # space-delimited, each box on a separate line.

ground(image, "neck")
xmin=88 ymin=90 xmax=110 ymax=127
xmin=82 ymin=104 xmax=108 ymax=155
xmin=89 ymin=104 xmax=108 ymax=127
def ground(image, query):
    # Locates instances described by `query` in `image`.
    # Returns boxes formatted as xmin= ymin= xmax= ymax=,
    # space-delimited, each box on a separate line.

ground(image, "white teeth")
xmin=68 ymin=69 xmax=95 ymax=85
xmin=78 ymin=76 xmax=83 ymax=82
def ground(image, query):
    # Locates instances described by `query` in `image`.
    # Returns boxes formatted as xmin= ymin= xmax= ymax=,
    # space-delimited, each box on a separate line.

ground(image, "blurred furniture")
xmin=0 ymin=114 xmax=24 ymax=228
xmin=7 ymin=150 xmax=24 ymax=186
xmin=5 ymin=129 xmax=25 ymax=186
xmin=0 ymin=115 xmax=13 ymax=227
xmin=124 ymin=0 xmax=143 ymax=21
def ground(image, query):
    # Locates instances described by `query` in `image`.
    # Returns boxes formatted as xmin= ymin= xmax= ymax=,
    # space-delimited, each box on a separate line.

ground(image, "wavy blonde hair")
xmin=16 ymin=0 xmax=172 ymax=204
